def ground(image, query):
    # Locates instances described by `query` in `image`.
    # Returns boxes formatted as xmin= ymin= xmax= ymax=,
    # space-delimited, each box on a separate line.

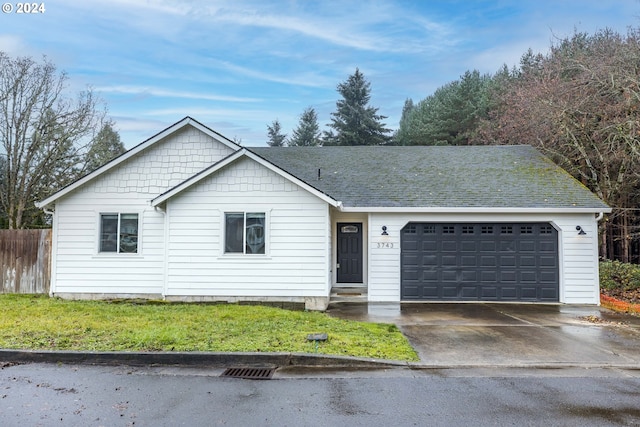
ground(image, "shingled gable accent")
xmin=150 ymin=148 xmax=341 ymax=208
xmin=35 ymin=116 xmax=239 ymax=209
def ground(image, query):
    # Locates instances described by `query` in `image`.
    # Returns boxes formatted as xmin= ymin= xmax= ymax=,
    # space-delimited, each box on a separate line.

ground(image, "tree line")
xmin=266 ymin=68 xmax=392 ymax=147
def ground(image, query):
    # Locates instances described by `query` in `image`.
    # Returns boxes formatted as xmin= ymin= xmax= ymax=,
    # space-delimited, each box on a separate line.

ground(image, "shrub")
xmin=599 ymin=260 xmax=640 ymax=291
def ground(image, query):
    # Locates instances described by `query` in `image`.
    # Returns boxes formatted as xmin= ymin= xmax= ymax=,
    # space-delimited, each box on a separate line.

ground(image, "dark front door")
xmin=337 ymin=223 xmax=363 ymax=283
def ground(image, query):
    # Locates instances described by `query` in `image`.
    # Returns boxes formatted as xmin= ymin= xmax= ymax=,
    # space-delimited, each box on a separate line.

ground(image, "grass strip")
xmin=0 ymin=295 xmax=418 ymax=361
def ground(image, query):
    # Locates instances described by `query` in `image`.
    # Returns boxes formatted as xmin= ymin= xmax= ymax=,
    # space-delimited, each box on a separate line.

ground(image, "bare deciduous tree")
xmin=474 ymin=29 xmax=640 ymax=261
xmin=0 ymin=52 xmax=104 ymax=229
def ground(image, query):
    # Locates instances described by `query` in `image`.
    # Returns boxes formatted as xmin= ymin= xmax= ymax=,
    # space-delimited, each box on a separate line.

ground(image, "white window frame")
xmin=223 ymin=211 xmax=268 ymax=256
xmin=97 ymin=212 xmax=141 ymax=255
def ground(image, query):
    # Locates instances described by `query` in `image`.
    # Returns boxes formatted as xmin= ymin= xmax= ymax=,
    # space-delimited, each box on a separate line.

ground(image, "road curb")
xmin=2 ymin=349 xmax=639 ymax=372
xmin=0 ymin=349 xmax=407 ymax=369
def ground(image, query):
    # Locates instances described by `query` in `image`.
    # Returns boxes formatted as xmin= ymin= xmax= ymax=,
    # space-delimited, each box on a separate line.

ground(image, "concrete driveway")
xmin=326 ymin=303 xmax=640 ymax=367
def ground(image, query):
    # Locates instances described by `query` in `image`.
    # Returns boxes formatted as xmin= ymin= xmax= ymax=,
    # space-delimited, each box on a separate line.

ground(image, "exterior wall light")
xmin=381 ymin=226 xmax=388 ymax=236
xmin=576 ymin=225 xmax=586 ymax=235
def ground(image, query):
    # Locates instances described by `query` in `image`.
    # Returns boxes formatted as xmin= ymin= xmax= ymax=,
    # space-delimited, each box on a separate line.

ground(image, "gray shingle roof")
xmin=249 ymin=145 xmax=609 ymax=209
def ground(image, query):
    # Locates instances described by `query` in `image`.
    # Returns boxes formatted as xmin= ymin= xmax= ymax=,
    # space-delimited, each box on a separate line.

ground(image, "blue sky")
xmin=0 ymin=1 xmax=637 ymax=147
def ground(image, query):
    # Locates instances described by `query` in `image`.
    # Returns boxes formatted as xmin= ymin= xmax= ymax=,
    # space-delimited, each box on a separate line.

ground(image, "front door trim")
xmin=337 ymin=222 xmax=364 ymax=283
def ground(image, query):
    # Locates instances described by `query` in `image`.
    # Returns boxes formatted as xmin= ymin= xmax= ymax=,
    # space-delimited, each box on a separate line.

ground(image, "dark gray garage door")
xmin=401 ymin=223 xmax=559 ymax=302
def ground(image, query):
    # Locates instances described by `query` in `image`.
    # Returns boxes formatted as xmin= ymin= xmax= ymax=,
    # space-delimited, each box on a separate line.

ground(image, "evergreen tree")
xmin=397 ymin=70 xmax=492 ymax=146
xmin=325 ymin=68 xmax=391 ymax=145
xmin=85 ymin=121 xmax=126 ymax=172
xmin=289 ymin=107 xmax=321 ymax=146
xmin=392 ymin=98 xmax=415 ymax=145
xmin=266 ymin=119 xmax=287 ymax=147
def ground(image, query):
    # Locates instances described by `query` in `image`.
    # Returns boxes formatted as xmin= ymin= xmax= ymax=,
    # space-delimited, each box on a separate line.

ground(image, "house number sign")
xmin=376 ymin=242 xmax=394 ymax=249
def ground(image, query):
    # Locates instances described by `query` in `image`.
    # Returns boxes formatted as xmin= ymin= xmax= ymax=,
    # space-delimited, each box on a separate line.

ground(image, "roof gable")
xmin=36 ymin=117 xmax=240 ymax=208
xmin=151 ymin=149 xmax=340 ymax=208
xmin=250 ymin=145 xmax=610 ymax=211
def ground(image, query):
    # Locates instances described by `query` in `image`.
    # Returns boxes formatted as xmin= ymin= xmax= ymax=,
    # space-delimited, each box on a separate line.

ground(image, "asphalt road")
xmin=1 ymin=363 xmax=639 ymax=426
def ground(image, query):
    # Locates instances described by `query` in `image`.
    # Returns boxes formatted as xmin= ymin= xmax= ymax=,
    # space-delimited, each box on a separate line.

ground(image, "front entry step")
xmin=330 ymin=285 xmax=368 ymax=303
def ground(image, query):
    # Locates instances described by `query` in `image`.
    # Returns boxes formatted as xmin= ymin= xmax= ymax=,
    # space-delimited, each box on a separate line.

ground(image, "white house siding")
xmin=367 ymin=212 xmax=602 ymax=304
xmin=50 ymin=126 xmax=235 ymax=297
xmin=165 ymin=158 xmax=331 ymax=305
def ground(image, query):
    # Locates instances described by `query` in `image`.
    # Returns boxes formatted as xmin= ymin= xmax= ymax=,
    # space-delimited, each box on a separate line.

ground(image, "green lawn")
xmin=0 ymin=295 xmax=418 ymax=361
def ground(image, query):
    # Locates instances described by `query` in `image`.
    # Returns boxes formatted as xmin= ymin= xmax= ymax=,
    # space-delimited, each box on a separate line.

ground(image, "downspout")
xmin=41 ymin=206 xmax=56 ymax=297
xmin=154 ymin=204 xmax=168 ymax=300
xmin=595 ymin=212 xmax=604 ymax=222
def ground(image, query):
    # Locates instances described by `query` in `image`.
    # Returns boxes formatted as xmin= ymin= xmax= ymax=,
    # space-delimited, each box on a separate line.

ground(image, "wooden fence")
xmin=0 ymin=229 xmax=51 ymax=294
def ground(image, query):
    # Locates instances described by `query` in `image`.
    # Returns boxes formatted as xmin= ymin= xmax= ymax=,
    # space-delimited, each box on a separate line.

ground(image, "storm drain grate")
xmin=221 ymin=367 xmax=276 ymax=380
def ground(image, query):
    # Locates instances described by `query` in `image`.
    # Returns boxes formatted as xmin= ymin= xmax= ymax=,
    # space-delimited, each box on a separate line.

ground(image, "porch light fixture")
xmin=381 ymin=226 xmax=388 ymax=236
xmin=576 ymin=225 xmax=586 ymax=235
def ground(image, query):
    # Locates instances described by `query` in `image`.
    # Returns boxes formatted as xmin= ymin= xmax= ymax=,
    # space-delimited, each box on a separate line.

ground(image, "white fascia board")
xmin=151 ymin=149 xmax=341 ymax=208
xmin=36 ymin=117 xmax=240 ymax=209
xmin=338 ymin=206 xmax=613 ymax=214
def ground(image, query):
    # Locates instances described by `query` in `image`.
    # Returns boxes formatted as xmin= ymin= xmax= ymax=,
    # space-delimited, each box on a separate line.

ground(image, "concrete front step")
xmin=330 ymin=286 xmax=368 ymax=303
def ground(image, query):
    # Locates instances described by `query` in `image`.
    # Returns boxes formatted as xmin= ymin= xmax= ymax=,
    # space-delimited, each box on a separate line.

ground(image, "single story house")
xmin=36 ymin=117 xmax=611 ymax=310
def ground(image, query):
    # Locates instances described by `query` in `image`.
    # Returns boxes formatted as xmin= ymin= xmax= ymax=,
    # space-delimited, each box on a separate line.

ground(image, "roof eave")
xmin=338 ymin=206 xmax=612 ymax=214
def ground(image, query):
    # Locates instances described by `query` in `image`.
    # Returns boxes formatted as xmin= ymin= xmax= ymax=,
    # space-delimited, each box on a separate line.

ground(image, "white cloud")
xmin=95 ymin=86 xmax=261 ymax=103
xmin=0 ymin=35 xmax=28 ymax=56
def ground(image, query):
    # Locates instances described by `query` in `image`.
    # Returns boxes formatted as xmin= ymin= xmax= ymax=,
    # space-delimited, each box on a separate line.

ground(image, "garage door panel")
xmin=461 ymin=241 xmax=476 ymax=252
xmin=500 ymin=255 xmax=516 ymax=266
xmin=442 ymin=255 xmax=457 ymax=266
xmin=519 ymin=241 xmax=536 ymax=251
xmin=481 ymin=271 xmax=498 ymax=282
xmin=481 ymin=287 xmax=498 ymax=298
xmin=539 ymin=241 xmax=556 ymax=252
xmin=480 ymin=241 xmax=496 ymax=251
xmin=540 ymin=256 xmax=557 ymax=267
xmin=500 ymin=271 xmax=517 ymax=282
xmin=422 ymin=241 xmax=437 ymax=251
xmin=442 ymin=241 xmax=457 ymax=251
xmin=442 ymin=270 xmax=457 ymax=282
xmin=460 ymin=286 xmax=479 ymax=298
xmin=422 ymin=255 xmax=437 ymax=266
xmin=520 ymin=256 xmax=536 ymax=267
xmin=401 ymin=222 xmax=559 ymax=302
xmin=461 ymin=256 xmax=477 ymax=267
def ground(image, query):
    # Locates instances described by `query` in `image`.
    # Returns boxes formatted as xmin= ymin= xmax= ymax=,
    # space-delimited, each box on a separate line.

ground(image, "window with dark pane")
xmin=225 ymin=213 xmax=244 ymax=253
xmin=100 ymin=214 xmax=118 ymax=252
xmin=443 ymin=226 xmax=455 ymax=234
xmin=404 ymin=224 xmax=417 ymax=234
xmin=245 ymin=213 xmax=265 ymax=254
xmin=462 ymin=225 xmax=474 ymax=234
xmin=540 ymin=225 xmax=553 ymax=234
xmin=225 ymin=212 xmax=266 ymax=255
xmin=100 ymin=213 xmax=138 ymax=253
xmin=501 ymin=226 xmax=513 ymax=234
xmin=520 ymin=225 xmax=533 ymax=234
xmin=481 ymin=225 xmax=494 ymax=234
xmin=423 ymin=225 xmax=435 ymax=234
